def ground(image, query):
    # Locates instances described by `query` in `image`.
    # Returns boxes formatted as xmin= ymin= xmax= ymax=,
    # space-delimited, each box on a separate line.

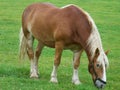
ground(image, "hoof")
xmin=72 ymin=79 xmax=81 ymax=85
xmin=50 ymin=77 xmax=58 ymax=83
xmin=30 ymin=73 xmax=39 ymax=79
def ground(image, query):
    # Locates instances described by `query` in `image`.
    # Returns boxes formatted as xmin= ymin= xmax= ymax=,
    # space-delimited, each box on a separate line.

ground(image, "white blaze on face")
xmin=102 ymin=63 xmax=106 ymax=81
xmin=97 ymin=52 xmax=107 ymax=82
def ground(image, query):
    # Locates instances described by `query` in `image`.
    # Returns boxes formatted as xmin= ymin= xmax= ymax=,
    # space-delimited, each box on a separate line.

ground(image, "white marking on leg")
xmin=27 ymin=34 xmax=38 ymax=78
xmin=72 ymin=69 xmax=81 ymax=85
xmin=72 ymin=51 xmax=82 ymax=85
xmin=50 ymin=65 xmax=58 ymax=83
xmin=30 ymin=57 xmax=38 ymax=78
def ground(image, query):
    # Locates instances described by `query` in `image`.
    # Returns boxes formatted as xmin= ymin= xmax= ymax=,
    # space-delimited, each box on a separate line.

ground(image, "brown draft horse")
xmin=19 ymin=3 xmax=109 ymax=89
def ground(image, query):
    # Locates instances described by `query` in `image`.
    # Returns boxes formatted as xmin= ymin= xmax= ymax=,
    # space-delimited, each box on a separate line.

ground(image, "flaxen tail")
xmin=19 ymin=27 xmax=27 ymax=60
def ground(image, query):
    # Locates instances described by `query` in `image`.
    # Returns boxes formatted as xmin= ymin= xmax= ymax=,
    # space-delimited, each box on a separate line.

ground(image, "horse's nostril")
xmin=95 ymin=79 xmax=106 ymax=89
xmin=101 ymin=84 xmax=103 ymax=88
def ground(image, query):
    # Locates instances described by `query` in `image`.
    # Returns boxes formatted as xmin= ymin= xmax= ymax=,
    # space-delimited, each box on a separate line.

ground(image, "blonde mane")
xmin=85 ymin=12 xmax=103 ymax=58
xmin=85 ymin=11 xmax=109 ymax=67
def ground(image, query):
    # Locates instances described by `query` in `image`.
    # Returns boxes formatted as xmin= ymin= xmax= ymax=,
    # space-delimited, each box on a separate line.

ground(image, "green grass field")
xmin=0 ymin=0 xmax=120 ymax=90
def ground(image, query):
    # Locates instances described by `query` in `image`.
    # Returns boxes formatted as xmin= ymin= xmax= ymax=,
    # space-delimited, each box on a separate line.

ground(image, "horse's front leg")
xmin=72 ymin=50 xmax=83 ymax=85
xmin=50 ymin=41 xmax=64 ymax=83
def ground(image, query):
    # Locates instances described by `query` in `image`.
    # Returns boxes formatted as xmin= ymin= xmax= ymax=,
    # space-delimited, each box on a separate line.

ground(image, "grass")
xmin=0 ymin=0 xmax=120 ymax=90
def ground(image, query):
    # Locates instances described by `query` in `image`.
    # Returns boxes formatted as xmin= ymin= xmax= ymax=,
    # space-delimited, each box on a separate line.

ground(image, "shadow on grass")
xmin=0 ymin=64 xmax=52 ymax=82
xmin=0 ymin=65 xmax=29 ymax=78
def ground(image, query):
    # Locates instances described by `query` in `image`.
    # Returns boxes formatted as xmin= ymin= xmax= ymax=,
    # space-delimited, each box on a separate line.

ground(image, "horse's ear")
xmin=95 ymin=48 xmax=100 ymax=57
xmin=105 ymin=50 xmax=110 ymax=55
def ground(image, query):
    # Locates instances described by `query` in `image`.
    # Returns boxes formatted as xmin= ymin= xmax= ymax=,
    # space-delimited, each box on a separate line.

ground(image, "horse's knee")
xmin=35 ymin=50 xmax=40 ymax=58
xmin=54 ymin=59 xmax=61 ymax=66
xmin=54 ymin=54 xmax=61 ymax=66
xmin=73 ymin=50 xmax=83 ymax=69
xmin=74 ymin=60 xmax=80 ymax=69
xmin=27 ymin=50 xmax=34 ymax=60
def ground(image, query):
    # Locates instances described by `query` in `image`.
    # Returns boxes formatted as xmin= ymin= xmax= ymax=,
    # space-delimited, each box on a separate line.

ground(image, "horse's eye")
xmin=96 ymin=64 xmax=100 ymax=68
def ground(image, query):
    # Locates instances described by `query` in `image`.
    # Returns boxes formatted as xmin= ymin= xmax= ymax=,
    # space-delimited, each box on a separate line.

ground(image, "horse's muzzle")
xmin=95 ymin=78 xmax=106 ymax=89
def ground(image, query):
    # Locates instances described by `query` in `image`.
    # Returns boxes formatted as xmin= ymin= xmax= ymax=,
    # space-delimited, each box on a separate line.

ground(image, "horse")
xmin=19 ymin=3 xmax=109 ymax=89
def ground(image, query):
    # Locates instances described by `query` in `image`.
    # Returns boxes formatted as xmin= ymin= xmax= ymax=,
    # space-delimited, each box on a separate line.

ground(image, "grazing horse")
xmin=19 ymin=3 xmax=109 ymax=89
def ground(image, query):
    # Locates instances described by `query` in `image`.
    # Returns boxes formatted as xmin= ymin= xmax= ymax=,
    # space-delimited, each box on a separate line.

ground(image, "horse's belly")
xmin=31 ymin=28 xmax=55 ymax=48
xmin=36 ymin=36 xmax=55 ymax=48
xmin=42 ymin=41 xmax=55 ymax=48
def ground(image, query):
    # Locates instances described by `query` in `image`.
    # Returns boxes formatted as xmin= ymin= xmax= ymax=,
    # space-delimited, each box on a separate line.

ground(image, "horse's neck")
xmin=85 ymin=28 xmax=104 ymax=60
xmin=83 ymin=10 xmax=104 ymax=60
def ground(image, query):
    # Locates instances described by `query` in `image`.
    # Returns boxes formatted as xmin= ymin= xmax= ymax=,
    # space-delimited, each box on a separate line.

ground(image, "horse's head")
xmin=88 ymin=48 xmax=109 ymax=89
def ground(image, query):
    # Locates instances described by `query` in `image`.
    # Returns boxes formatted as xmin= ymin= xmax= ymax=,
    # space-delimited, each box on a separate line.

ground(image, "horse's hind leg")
xmin=29 ymin=41 xmax=44 ymax=78
xmin=72 ymin=50 xmax=83 ymax=85
xmin=33 ymin=42 xmax=44 ymax=77
xmin=25 ymin=33 xmax=37 ymax=78
xmin=24 ymin=32 xmax=38 ymax=78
